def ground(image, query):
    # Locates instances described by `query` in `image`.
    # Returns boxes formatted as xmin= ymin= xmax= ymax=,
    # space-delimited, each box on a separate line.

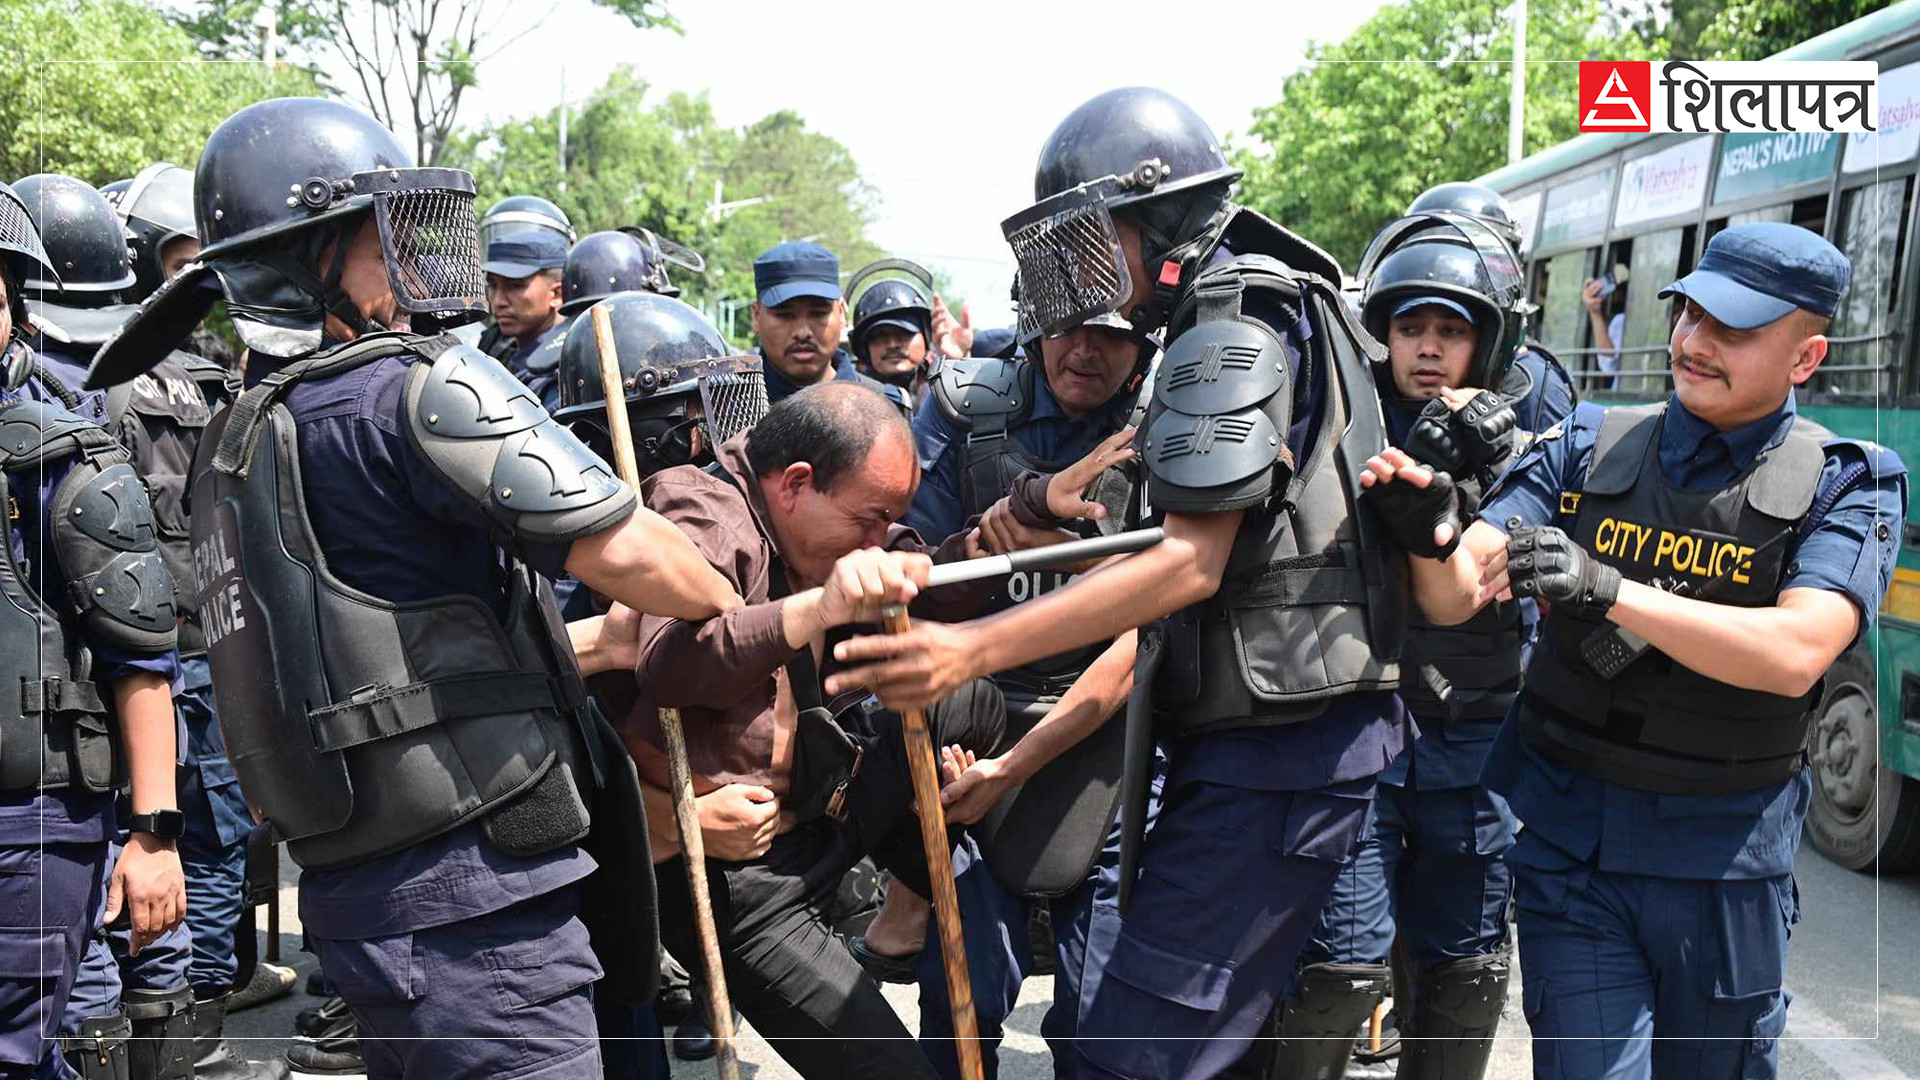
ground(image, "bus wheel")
xmin=1805 ymin=645 xmax=1920 ymax=872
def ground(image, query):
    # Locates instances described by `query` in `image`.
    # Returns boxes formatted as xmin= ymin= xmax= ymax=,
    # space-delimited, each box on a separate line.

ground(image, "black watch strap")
xmin=128 ymin=809 xmax=185 ymax=840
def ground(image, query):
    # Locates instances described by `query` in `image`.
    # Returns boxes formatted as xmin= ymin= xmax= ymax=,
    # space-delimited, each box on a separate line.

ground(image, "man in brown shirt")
xmin=629 ymin=382 xmax=1006 ymax=1080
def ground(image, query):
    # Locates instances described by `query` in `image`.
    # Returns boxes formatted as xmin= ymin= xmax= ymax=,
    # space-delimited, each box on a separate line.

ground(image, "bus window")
xmin=1613 ymin=227 xmax=1697 ymax=397
xmin=1708 ymin=194 xmax=1829 ymax=236
xmin=1538 ymin=248 xmax=1596 ymax=386
xmin=1824 ymin=178 xmax=1913 ymax=398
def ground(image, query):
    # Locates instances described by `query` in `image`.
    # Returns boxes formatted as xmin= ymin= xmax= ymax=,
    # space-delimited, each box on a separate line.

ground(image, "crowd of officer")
xmin=0 ymin=82 xmax=1902 ymax=1080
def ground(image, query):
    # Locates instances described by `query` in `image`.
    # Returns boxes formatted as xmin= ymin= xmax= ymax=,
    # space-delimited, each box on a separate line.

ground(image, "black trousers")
xmin=655 ymin=680 xmax=1005 ymax=1080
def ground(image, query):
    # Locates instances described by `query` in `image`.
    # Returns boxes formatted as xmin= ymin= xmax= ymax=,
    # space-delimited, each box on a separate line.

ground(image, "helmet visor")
xmin=0 ymin=188 xmax=57 ymax=289
xmin=366 ymin=168 xmax=486 ymax=318
xmin=695 ymin=355 xmax=769 ymax=451
xmin=1001 ymin=177 xmax=1135 ymax=345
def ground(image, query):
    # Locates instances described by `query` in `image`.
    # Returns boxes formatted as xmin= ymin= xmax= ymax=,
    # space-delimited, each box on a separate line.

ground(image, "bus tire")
xmin=1805 ymin=644 xmax=1920 ymax=872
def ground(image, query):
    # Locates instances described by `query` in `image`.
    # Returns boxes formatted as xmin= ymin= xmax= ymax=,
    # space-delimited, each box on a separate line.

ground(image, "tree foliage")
xmin=1697 ymin=0 xmax=1894 ymax=58
xmin=1234 ymin=0 xmax=1662 ymax=271
xmin=450 ymin=66 xmax=884 ymax=325
xmin=0 ymin=0 xmax=317 ymax=183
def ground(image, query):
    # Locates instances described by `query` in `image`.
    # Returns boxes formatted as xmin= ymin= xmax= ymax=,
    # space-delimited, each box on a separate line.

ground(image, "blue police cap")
xmin=1389 ymin=295 xmax=1476 ymax=323
xmin=754 ymin=241 xmax=841 ymax=307
xmin=1657 ymin=223 xmax=1851 ymax=331
xmin=483 ymin=234 xmax=569 ymax=278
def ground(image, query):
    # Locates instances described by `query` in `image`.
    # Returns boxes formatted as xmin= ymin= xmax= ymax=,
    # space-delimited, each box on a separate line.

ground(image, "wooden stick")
xmin=882 ymin=603 xmax=984 ymax=1080
xmin=1370 ymin=1001 xmax=1386 ymax=1053
xmin=591 ymin=304 xmax=740 ymax=1080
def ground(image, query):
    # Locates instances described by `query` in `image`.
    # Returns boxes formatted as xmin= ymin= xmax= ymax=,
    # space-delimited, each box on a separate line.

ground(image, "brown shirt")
xmin=626 ymin=433 xmax=983 ymax=794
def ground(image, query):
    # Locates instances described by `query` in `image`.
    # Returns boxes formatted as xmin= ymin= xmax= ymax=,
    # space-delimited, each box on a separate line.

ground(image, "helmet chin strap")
xmin=1132 ymin=200 xmax=1235 ymax=334
xmin=260 ymin=220 xmax=385 ymax=341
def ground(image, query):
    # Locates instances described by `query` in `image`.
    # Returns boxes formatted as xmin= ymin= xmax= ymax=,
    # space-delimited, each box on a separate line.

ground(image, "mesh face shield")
xmin=362 ymin=168 xmax=486 ymax=320
xmin=0 ymin=187 xmax=57 ymax=293
xmin=693 ymin=355 xmax=769 ymax=451
xmin=1002 ymin=176 xmax=1137 ymax=346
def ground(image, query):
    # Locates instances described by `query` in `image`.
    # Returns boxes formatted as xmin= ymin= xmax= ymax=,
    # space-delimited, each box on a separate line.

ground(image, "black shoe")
xmin=294 ymin=997 xmax=351 ymax=1040
xmin=193 ymin=992 xmax=292 ymax=1080
xmin=229 ymin=963 xmax=298 ymax=1013
xmin=287 ymin=1009 xmax=365 ymax=1078
xmin=655 ymin=983 xmax=694 ymax=1028
xmin=303 ymin=968 xmax=330 ymax=997
xmin=671 ymin=999 xmax=740 ymax=1063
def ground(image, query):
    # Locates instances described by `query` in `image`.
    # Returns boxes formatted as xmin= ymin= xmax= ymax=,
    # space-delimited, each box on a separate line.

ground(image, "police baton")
xmin=923 ymin=527 xmax=1164 ymax=589
xmin=591 ymin=304 xmax=742 ymax=1080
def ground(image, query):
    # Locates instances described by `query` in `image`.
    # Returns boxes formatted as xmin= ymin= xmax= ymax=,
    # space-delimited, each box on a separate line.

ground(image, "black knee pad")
xmin=1400 ymin=952 xmax=1510 ymax=1080
xmin=122 ymin=984 xmax=195 ymax=1080
xmin=61 ymin=1013 xmax=131 ymax=1080
xmin=1261 ymin=961 xmax=1391 ymax=1080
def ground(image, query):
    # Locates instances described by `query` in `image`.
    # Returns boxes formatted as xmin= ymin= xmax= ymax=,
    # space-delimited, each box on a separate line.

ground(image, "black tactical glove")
xmin=1405 ymin=399 xmax=1467 ymax=476
xmin=1455 ymin=390 xmax=1518 ymax=473
xmin=1362 ymin=467 xmax=1464 ymax=561
xmin=1506 ymin=526 xmax=1620 ymax=616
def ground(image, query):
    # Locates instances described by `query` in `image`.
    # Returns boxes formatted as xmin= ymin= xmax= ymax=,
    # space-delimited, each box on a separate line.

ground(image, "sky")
xmin=419 ymin=0 xmax=1397 ymax=327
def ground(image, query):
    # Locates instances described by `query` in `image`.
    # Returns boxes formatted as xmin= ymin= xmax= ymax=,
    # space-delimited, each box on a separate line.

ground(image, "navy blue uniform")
xmin=1477 ymin=392 xmax=1905 ymax=1079
xmin=1073 ymin=289 xmax=1408 ymax=1080
xmin=505 ymin=315 xmax=567 ymax=413
xmin=763 ymin=348 xmax=913 ymax=413
xmin=903 ymin=372 xmax=1143 ymax=1080
xmin=0 ymin=390 xmax=179 ymax=1078
xmin=260 ymin=352 xmax=604 ymax=1080
xmin=1308 ymin=347 xmax=1573 ymax=976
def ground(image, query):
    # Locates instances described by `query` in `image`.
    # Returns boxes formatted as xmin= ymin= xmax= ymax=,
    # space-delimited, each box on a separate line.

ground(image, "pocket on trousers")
xmin=1081 ymin=929 xmax=1235 ymax=1078
xmin=1741 ymin=994 xmax=1788 ymax=1080
xmin=1708 ymin=878 xmax=1791 ymax=1001
xmin=195 ymin=757 xmax=254 ymax=848
xmin=320 ymin=933 xmax=422 ymax=1004
xmin=483 ymin=912 xmax=603 ymax=1011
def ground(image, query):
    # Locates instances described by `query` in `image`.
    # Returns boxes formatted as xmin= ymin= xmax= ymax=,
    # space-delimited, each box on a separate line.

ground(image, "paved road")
xmin=227 ymin=835 xmax=1919 ymax=1078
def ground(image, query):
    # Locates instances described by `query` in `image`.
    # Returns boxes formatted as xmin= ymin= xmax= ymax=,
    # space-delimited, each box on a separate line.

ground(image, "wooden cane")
xmin=882 ymin=603 xmax=984 ymax=1080
xmin=591 ymin=304 xmax=741 ymax=1080
xmin=1371 ymin=1001 xmax=1386 ymax=1053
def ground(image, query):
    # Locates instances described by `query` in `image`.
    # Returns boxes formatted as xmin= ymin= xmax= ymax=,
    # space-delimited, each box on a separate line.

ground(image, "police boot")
xmin=194 ymin=990 xmax=293 ymax=1080
xmin=61 ymin=1013 xmax=131 ymax=1079
xmin=1397 ymin=953 xmax=1510 ymax=1080
xmin=1266 ymin=961 xmax=1391 ymax=1080
xmin=123 ymin=985 xmax=195 ymax=1080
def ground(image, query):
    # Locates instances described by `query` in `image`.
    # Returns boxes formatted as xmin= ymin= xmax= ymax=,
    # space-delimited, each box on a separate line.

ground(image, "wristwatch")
xmin=127 ymin=809 xmax=185 ymax=840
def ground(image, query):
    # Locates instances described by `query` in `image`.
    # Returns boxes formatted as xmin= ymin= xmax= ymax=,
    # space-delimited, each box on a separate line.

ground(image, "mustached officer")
xmin=0 ymin=178 xmax=187 ymax=1080
xmin=826 ymin=87 xmax=1416 ymax=1080
xmin=1363 ymin=224 xmax=1905 ymax=1080
xmin=87 ymin=97 xmax=743 ymax=1080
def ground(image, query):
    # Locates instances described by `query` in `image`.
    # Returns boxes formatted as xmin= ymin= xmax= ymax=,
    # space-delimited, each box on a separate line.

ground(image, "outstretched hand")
xmin=1044 ymin=428 xmax=1138 ymax=522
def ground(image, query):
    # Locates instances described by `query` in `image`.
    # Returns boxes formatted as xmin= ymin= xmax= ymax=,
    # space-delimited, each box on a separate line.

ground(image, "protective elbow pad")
xmin=51 ymin=459 xmax=178 ymax=652
xmin=404 ymin=342 xmax=636 ymax=546
xmin=1141 ymin=318 xmax=1293 ymax=513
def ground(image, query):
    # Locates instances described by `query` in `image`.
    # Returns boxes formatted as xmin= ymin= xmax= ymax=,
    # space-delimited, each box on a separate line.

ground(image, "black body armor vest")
xmin=1522 ymin=404 xmax=1827 ymax=794
xmin=190 ymin=335 xmax=599 ymax=869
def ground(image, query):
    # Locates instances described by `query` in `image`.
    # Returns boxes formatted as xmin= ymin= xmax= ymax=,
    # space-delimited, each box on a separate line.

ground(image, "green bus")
xmin=1475 ymin=1 xmax=1920 ymax=871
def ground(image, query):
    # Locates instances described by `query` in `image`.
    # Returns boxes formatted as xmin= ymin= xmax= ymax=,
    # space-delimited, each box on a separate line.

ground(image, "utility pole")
xmin=558 ymin=67 xmax=569 ymax=194
xmin=260 ymin=2 xmax=278 ymax=66
xmin=1508 ymin=0 xmax=1528 ymax=164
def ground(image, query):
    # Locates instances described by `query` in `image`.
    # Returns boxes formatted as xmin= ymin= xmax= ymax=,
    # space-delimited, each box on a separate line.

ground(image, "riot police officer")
xmin=482 ymin=229 xmax=569 ymax=391
xmin=1361 ymin=223 xmax=1905 ymax=1080
xmin=476 ymin=194 xmax=575 ymax=361
xmin=894 ymin=306 xmax=1151 ymax=1080
xmin=0 ymin=179 xmax=188 ymax=1080
xmin=826 ymin=86 xmax=1411 ymax=1080
xmin=521 ymin=230 xmax=692 ymax=415
xmin=749 ymin=241 xmax=913 ymax=414
xmin=14 ymin=171 xmax=206 ymax=1080
xmin=1267 ymin=209 xmax=1571 ymax=1080
xmin=87 ymin=97 xmax=743 ymax=1080
xmin=848 ymin=271 xmax=935 ymax=400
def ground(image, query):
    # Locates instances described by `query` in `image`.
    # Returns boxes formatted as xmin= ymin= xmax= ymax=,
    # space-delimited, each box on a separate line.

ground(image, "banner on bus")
xmin=1579 ymin=60 xmax=1879 ymax=135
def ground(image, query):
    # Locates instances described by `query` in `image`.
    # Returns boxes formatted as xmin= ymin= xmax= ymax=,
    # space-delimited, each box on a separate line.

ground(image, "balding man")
xmin=626 ymin=383 xmax=1004 ymax=1080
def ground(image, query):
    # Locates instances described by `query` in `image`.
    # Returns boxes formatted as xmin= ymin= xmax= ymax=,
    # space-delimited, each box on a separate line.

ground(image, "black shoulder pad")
xmin=51 ymin=460 xmax=177 ymax=651
xmin=929 ymin=356 xmax=1027 ymax=431
xmin=526 ymin=333 xmax=564 ymax=376
xmin=1155 ymin=318 xmax=1289 ymax=417
xmin=404 ymin=346 xmax=635 ymax=546
xmin=0 ymin=397 xmax=122 ymax=470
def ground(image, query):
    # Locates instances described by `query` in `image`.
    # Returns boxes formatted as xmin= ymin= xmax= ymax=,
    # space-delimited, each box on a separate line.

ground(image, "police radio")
xmin=1578 ymin=528 xmax=1793 ymax=679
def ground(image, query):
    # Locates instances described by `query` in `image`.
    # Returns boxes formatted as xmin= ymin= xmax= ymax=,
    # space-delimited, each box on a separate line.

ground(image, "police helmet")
xmin=1360 ymin=212 xmax=1529 ymax=391
xmin=480 ymin=195 xmax=575 ymax=251
xmin=14 ymin=174 xmax=136 ymax=295
xmin=87 ymin=97 xmax=487 ymax=386
xmin=561 ymin=230 xmax=675 ymax=315
xmin=1407 ymin=181 xmax=1524 ymax=256
xmin=0 ymin=181 xmax=58 ymax=344
xmin=101 ymin=163 xmax=196 ymax=302
xmin=1006 ymin=88 xmax=1240 ymax=343
xmin=849 ymin=278 xmax=932 ymax=363
xmin=554 ymin=291 xmax=767 ymax=474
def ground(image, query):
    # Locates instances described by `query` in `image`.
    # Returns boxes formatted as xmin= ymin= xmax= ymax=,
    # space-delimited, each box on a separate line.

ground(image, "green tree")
xmin=1234 ymin=0 xmax=1662 ymax=270
xmin=1697 ymin=0 xmax=1895 ymax=58
xmin=0 ymin=0 xmax=317 ymax=183
xmin=451 ymin=67 xmax=885 ymax=329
